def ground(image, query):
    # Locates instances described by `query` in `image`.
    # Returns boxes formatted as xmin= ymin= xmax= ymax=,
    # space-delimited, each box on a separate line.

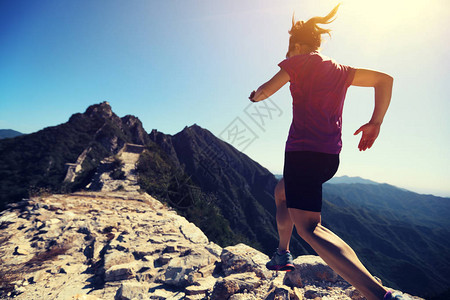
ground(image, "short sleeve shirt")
xmin=279 ymin=52 xmax=355 ymax=154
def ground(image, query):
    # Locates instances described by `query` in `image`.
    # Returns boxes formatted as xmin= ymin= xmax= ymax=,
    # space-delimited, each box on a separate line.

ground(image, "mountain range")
xmin=0 ymin=102 xmax=449 ymax=298
xmin=327 ymin=175 xmax=380 ymax=185
xmin=275 ymin=175 xmax=383 ymax=185
xmin=0 ymin=129 xmax=23 ymax=139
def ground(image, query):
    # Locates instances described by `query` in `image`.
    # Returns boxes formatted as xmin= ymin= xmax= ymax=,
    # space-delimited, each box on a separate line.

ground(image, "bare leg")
xmin=289 ymin=208 xmax=387 ymax=300
xmin=274 ymin=178 xmax=294 ymax=252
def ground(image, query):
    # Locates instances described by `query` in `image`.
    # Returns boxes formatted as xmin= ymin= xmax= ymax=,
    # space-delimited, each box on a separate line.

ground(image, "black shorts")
xmin=283 ymin=151 xmax=339 ymax=212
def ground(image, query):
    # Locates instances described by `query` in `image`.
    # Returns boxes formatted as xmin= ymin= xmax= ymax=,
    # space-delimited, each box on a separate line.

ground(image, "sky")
xmin=1 ymin=0 xmax=449 ymax=197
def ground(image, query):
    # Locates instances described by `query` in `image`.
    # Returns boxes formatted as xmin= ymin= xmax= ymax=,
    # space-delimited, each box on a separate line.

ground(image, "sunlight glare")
xmin=334 ymin=0 xmax=443 ymax=57
xmin=341 ymin=0 xmax=437 ymax=34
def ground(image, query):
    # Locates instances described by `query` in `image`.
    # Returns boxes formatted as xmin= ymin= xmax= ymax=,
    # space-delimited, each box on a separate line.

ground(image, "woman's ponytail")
xmin=289 ymin=4 xmax=340 ymax=49
xmin=305 ymin=3 xmax=340 ymax=27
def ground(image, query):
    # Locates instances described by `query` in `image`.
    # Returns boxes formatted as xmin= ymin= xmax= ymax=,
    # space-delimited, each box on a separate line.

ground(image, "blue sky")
xmin=1 ymin=0 xmax=449 ymax=196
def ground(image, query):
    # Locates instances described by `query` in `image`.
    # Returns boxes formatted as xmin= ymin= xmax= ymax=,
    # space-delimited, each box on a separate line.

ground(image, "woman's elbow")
xmin=376 ymin=73 xmax=394 ymax=89
xmin=386 ymin=74 xmax=394 ymax=86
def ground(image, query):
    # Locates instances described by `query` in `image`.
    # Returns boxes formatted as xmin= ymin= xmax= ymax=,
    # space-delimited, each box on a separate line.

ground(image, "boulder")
xmin=178 ymin=218 xmax=209 ymax=244
xmin=163 ymin=248 xmax=219 ymax=287
xmin=104 ymin=250 xmax=135 ymax=270
xmin=211 ymin=272 xmax=262 ymax=300
xmin=132 ymin=244 xmax=162 ymax=258
xmin=104 ymin=264 xmax=136 ymax=282
xmin=284 ymin=255 xmax=342 ymax=287
xmin=184 ymin=276 xmax=216 ymax=296
xmin=220 ymin=243 xmax=272 ymax=279
xmin=264 ymin=285 xmax=291 ymax=300
xmin=210 ymin=277 xmax=240 ymax=300
xmin=116 ymin=281 xmax=150 ymax=300
xmin=148 ymin=284 xmax=185 ymax=300
xmin=156 ymin=253 xmax=173 ymax=266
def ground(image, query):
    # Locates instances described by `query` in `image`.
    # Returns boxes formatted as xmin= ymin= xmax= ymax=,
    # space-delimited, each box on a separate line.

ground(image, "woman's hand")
xmin=351 ymin=69 xmax=393 ymax=151
xmin=354 ymin=123 xmax=381 ymax=151
xmin=249 ymin=91 xmax=257 ymax=102
xmin=249 ymin=69 xmax=290 ymax=102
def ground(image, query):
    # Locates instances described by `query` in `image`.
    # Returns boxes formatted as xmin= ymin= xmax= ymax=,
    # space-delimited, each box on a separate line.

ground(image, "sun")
xmin=340 ymin=0 xmax=435 ymax=32
xmin=323 ymin=0 xmax=445 ymax=56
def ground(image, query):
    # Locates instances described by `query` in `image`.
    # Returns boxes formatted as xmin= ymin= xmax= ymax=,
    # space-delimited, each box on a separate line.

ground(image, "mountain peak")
xmin=187 ymin=123 xmax=202 ymax=130
xmin=84 ymin=101 xmax=114 ymax=119
xmin=177 ymin=124 xmax=217 ymax=142
xmin=180 ymin=123 xmax=204 ymax=133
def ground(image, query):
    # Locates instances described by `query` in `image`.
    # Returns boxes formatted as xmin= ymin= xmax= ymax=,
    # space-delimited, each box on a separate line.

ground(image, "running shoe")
xmin=384 ymin=291 xmax=406 ymax=300
xmin=266 ymin=249 xmax=295 ymax=272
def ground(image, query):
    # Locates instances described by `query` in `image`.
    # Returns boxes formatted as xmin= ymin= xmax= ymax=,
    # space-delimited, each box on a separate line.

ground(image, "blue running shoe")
xmin=266 ymin=249 xmax=295 ymax=272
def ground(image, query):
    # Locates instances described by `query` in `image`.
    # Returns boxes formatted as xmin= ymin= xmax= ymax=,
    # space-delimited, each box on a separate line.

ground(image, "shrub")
xmin=110 ymin=157 xmax=126 ymax=180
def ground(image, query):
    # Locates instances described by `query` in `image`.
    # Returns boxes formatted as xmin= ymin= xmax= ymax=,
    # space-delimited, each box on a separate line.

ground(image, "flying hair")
xmin=289 ymin=4 xmax=340 ymax=49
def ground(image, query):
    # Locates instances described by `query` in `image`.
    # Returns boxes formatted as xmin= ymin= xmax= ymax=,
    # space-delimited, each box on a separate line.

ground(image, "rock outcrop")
xmin=0 ymin=191 xmax=422 ymax=300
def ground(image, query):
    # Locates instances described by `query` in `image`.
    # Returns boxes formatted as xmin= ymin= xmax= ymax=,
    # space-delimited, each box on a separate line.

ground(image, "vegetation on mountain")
xmin=0 ymin=119 xmax=105 ymax=210
xmin=110 ymin=156 xmax=126 ymax=180
xmin=136 ymin=142 xmax=252 ymax=248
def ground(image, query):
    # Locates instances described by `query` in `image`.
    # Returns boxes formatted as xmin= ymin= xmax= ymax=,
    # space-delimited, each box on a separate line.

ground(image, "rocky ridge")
xmin=0 ymin=190 xmax=421 ymax=300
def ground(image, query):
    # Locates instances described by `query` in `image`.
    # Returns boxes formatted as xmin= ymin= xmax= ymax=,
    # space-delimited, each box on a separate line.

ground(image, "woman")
xmin=249 ymin=4 xmax=397 ymax=300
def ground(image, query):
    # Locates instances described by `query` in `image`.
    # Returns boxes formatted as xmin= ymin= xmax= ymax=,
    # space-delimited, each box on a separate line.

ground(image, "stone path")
xmin=87 ymin=143 xmax=145 ymax=192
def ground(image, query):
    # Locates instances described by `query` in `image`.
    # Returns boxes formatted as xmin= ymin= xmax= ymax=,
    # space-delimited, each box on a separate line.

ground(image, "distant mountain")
xmin=275 ymin=175 xmax=381 ymax=185
xmin=328 ymin=175 xmax=380 ymax=185
xmin=322 ymin=183 xmax=450 ymax=297
xmin=0 ymin=129 xmax=23 ymax=139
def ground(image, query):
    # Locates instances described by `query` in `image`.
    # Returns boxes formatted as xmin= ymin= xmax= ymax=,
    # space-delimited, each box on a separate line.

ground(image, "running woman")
xmin=249 ymin=4 xmax=398 ymax=300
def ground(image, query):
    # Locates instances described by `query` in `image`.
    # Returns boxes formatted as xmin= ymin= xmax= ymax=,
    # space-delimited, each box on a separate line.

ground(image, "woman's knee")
xmin=274 ymin=178 xmax=286 ymax=206
xmin=295 ymin=224 xmax=317 ymax=241
xmin=288 ymin=208 xmax=321 ymax=240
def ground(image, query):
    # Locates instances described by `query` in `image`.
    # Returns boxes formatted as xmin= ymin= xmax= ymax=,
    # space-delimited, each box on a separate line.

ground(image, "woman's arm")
xmin=249 ymin=69 xmax=290 ymax=102
xmin=351 ymin=68 xmax=394 ymax=151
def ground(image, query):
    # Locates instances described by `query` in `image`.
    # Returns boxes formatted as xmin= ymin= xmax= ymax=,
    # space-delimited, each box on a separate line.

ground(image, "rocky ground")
xmin=0 ymin=191 xmax=422 ymax=300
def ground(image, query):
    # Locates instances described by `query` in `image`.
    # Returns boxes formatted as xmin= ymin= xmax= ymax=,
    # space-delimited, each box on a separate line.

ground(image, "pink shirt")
xmin=279 ymin=52 xmax=355 ymax=154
